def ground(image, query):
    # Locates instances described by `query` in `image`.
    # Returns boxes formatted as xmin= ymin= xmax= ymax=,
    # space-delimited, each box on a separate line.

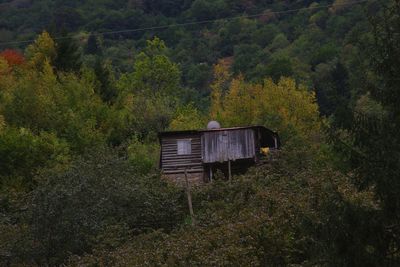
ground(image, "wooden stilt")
xmin=228 ymin=160 xmax=232 ymax=182
xmin=184 ymin=169 xmax=195 ymax=226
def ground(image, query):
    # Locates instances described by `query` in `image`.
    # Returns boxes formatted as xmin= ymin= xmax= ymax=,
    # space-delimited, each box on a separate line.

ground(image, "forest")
xmin=0 ymin=0 xmax=400 ymax=266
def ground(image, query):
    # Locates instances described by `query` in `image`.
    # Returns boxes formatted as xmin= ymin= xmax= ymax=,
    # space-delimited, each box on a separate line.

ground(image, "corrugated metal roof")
xmin=159 ymin=126 xmax=280 ymax=148
xmin=159 ymin=125 xmax=277 ymax=136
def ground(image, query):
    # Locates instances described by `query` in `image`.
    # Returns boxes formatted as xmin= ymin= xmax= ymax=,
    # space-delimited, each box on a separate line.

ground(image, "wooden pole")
xmin=184 ymin=169 xmax=195 ymax=226
xmin=228 ymin=160 xmax=232 ymax=182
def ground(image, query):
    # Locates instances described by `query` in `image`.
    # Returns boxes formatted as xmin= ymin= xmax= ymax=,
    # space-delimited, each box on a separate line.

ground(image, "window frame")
xmin=177 ymin=139 xmax=192 ymax=155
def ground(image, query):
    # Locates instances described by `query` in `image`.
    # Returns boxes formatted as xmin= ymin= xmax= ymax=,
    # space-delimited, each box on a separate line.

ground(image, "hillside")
xmin=1 ymin=0 xmax=375 ymax=113
xmin=66 ymin=148 xmax=377 ymax=266
xmin=1 ymin=0 xmax=400 ymax=266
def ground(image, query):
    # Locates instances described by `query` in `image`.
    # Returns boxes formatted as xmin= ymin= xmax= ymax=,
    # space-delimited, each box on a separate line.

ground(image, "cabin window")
xmin=177 ymin=139 xmax=191 ymax=155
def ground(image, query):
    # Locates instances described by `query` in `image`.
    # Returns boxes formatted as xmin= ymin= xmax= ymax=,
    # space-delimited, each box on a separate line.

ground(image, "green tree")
xmin=268 ymin=33 xmax=290 ymax=52
xmin=132 ymin=37 xmax=181 ymax=97
xmin=265 ymin=57 xmax=294 ymax=82
xmin=85 ymin=34 xmax=101 ymax=55
xmin=0 ymin=115 xmax=4 ymax=132
xmin=115 ymin=37 xmax=182 ymax=135
xmin=314 ymin=61 xmax=352 ymax=127
xmin=190 ymin=0 xmax=228 ymax=21
xmin=25 ymin=31 xmax=57 ymax=70
xmin=336 ymin=1 xmax=400 ymax=263
xmin=68 ymin=147 xmax=376 ymax=267
xmin=0 ymin=127 xmax=69 ymax=189
xmin=127 ymin=136 xmax=160 ymax=175
xmin=94 ymin=58 xmax=117 ymax=103
xmin=53 ymin=31 xmax=82 ymax=73
xmin=2 ymin=56 xmax=114 ymax=153
xmin=169 ymin=104 xmax=206 ymax=131
xmin=232 ymin=44 xmax=268 ymax=79
xmin=21 ymin=148 xmax=184 ymax=266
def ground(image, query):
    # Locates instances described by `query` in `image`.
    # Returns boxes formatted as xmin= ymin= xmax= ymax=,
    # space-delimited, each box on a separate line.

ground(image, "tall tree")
xmin=94 ymin=58 xmax=116 ymax=103
xmin=85 ymin=34 xmax=101 ymax=55
xmin=115 ymin=37 xmax=182 ymax=135
xmin=210 ymin=70 xmax=320 ymax=142
xmin=25 ymin=31 xmax=57 ymax=71
xmin=132 ymin=37 xmax=181 ymax=97
xmin=341 ymin=0 xmax=400 ymax=263
xmin=53 ymin=30 xmax=82 ymax=73
xmin=315 ymin=61 xmax=352 ymax=127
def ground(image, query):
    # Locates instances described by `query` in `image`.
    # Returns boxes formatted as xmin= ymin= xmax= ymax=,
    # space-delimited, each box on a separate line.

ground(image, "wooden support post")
xmin=209 ymin=167 xmax=213 ymax=183
xmin=228 ymin=160 xmax=232 ymax=182
xmin=184 ymin=169 xmax=195 ymax=226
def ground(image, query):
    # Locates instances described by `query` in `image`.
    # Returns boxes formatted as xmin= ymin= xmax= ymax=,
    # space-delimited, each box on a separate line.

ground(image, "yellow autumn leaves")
xmin=17 ymin=32 xmax=321 ymax=144
xmin=210 ymin=63 xmax=321 ymax=141
xmin=25 ymin=31 xmax=57 ymax=71
xmin=170 ymin=62 xmax=321 ymax=142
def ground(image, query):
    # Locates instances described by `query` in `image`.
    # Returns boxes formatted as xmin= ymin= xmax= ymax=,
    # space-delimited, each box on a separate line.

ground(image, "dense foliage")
xmin=1 ymin=0 xmax=400 ymax=266
xmin=67 ymin=148 xmax=379 ymax=266
xmin=0 ymin=0 xmax=378 ymax=112
xmin=1 ymin=148 xmax=184 ymax=266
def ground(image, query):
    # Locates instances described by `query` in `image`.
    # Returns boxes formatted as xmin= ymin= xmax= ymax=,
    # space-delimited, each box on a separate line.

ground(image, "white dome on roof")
xmin=207 ymin=121 xmax=221 ymax=129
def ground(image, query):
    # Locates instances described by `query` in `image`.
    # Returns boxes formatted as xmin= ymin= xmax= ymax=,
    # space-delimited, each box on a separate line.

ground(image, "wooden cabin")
xmin=158 ymin=123 xmax=280 ymax=185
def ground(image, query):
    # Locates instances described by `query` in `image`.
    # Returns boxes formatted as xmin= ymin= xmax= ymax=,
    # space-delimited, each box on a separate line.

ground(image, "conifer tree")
xmin=53 ymin=30 xmax=82 ymax=73
xmin=86 ymin=34 xmax=100 ymax=55
xmin=344 ymin=1 xmax=400 ymax=262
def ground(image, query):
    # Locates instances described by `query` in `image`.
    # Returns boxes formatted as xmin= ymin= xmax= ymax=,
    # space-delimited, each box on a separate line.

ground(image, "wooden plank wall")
xmin=160 ymin=134 xmax=204 ymax=184
xmin=202 ymin=129 xmax=255 ymax=163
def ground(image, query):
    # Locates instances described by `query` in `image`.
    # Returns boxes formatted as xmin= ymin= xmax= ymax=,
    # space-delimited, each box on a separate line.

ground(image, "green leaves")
xmin=132 ymin=37 xmax=181 ymax=97
xmin=68 ymin=146 xmax=378 ymax=266
xmin=0 ymin=127 xmax=69 ymax=189
xmin=2 ymin=50 xmax=116 ymax=153
xmin=114 ymin=37 xmax=183 ymax=136
xmin=25 ymin=31 xmax=57 ymax=71
xmin=128 ymin=136 xmax=160 ymax=175
xmin=169 ymin=104 xmax=206 ymax=131
xmin=6 ymin=147 xmax=184 ymax=266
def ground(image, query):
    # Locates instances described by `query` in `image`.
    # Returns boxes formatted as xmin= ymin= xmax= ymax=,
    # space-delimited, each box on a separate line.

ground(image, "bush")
xmin=127 ymin=136 xmax=160 ymax=175
xmin=0 ymin=127 xmax=69 ymax=189
xmin=67 ymin=146 xmax=378 ymax=266
xmin=0 ymin=147 xmax=185 ymax=266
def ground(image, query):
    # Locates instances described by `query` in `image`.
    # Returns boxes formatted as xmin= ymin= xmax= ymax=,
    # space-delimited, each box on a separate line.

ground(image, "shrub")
xmin=1 ymin=147 xmax=185 ymax=266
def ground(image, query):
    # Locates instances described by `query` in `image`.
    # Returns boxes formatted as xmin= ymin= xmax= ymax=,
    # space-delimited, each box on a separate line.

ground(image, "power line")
xmin=0 ymin=0 xmax=371 ymax=47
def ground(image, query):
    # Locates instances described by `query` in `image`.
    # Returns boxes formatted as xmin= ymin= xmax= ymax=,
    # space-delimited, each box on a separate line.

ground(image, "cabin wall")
xmin=160 ymin=134 xmax=204 ymax=184
xmin=202 ymin=129 xmax=256 ymax=163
